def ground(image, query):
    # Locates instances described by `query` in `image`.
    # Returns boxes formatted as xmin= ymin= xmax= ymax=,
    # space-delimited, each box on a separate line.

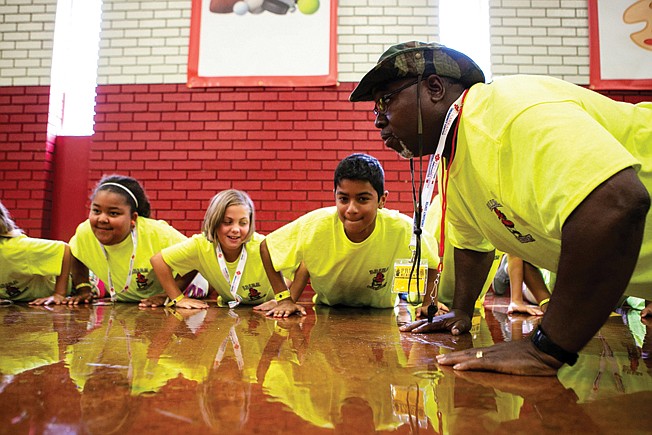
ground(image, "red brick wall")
xmin=90 ymin=82 xmax=411 ymax=235
xmin=0 ymin=86 xmax=53 ymax=238
xmin=2 ymin=83 xmax=652 ymax=239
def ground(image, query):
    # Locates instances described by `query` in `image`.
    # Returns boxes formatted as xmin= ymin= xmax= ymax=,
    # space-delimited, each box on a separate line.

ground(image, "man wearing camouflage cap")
xmin=351 ymin=41 xmax=652 ymax=376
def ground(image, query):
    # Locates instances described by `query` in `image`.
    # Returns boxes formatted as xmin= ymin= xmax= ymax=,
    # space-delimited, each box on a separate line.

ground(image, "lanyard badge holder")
xmin=98 ymin=228 xmax=138 ymax=303
xmin=392 ymin=257 xmax=428 ymax=299
xmin=216 ymin=243 xmax=247 ymax=309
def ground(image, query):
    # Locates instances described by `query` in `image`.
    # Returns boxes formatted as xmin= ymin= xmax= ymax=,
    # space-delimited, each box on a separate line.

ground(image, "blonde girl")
xmin=151 ymin=189 xmax=281 ymax=309
xmin=0 ymin=201 xmax=72 ymax=304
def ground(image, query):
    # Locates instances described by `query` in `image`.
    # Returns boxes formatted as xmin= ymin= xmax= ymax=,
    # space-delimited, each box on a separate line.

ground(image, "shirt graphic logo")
xmin=247 ymin=286 xmax=264 ymax=301
xmin=486 ymin=199 xmax=535 ymax=243
xmin=5 ymin=285 xmax=21 ymax=298
xmin=136 ymin=272 xmax=150 ymax=289
xmin=368 ymin=269 xmax=388 ymax=291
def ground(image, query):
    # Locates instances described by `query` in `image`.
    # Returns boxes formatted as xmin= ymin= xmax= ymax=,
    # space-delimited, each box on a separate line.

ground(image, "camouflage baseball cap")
xmin=349 ymin=41 xmax=485 ymax=102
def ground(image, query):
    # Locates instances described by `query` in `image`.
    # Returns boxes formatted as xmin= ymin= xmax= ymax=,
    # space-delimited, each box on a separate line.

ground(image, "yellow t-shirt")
xmin=69 ymin=217 xmax=187 ymax=302
xmin=447 ymin=75 xmax=652 ymax=299
xmin=424 ymin=195 xmax=502 ymax=307
xmin=161 ymin=233 xmax=274 ymax=305
xmin=0 ymin=235 xmax=67 ymax=301
xmin=265 ymin=207 xmax=438 ymax=308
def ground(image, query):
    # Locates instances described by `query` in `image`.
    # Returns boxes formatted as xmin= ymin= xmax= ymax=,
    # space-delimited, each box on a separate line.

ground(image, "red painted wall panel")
xmin=87 ymin=83 xmax=403 ymax=235
xmin=0 ymin=86 xmax=53 ymax=239
xmin=2 ymin=84 xmax=652 ymax=240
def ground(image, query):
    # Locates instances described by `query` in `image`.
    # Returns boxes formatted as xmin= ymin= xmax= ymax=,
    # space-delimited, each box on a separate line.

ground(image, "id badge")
xmin=392 ymin=258 xmax=428 ymax=295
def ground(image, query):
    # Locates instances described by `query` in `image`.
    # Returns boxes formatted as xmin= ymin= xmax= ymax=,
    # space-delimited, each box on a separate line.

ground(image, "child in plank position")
xmin=68 ymin=174 xmax=205 ymax=304
xmin=0 ymin=200 xmax=72 ymax=304
xmin=257 ymin=153 xmax=442 ymax=317
xmin=493 ymin=253 xmax=553 ymax=315
xmin=151 ymin=189 xmax=282 ymax=309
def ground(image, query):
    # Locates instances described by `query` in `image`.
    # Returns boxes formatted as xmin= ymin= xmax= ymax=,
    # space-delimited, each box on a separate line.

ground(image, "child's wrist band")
xmin=166 ymin=294 xmax=184 ymax=307
xmin=75 ymin=282 xmax=93 ymax=290
xmin=164 ymin=307 xmax=183 ymax=321
xmin=275 ymin=290 xmax=291 ymax=302
xmin=538 ymin=297 xmax=550 ymax=307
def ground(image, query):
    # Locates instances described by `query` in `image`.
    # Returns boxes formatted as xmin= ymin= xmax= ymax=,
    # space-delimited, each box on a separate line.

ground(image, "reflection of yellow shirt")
xmin=266 ymin=207 xmax=438 ymax=308
xmin=409 ymin=309 xmax=522 ymax=431
xmin=152 ymin=310 xmax=275 ymax=390
xmin=558 ymin=315 xmax=652 ymax=402
xmin=0 ymin=235 xmax=67 ymax=301
xmin=0 ymin=307 xmax=59 ymax=375
xmin=262 ymin=307 xmax=409 ymax=430
xmin=65 ymin=309 xmax=151 ymax=394
xmin=162 ymin=233 xmax=274 ymax=305
xmin=70 ymin=217 xmax=186 ymax=301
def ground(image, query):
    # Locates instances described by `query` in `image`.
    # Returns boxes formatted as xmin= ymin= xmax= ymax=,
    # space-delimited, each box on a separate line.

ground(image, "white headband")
xmin=101 ymin=182 xmax=139 ymax=208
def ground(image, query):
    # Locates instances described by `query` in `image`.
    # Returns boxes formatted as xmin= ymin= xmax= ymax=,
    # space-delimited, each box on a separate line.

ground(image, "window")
xmin=439 ymin=0 xmax=492 ymax=82
xmin=48 ymin=0 xmax=102 ymax=136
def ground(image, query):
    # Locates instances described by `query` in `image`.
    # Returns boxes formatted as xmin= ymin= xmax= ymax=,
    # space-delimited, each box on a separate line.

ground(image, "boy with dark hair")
xmin=257 ymin=153 xmax=443 ymax=317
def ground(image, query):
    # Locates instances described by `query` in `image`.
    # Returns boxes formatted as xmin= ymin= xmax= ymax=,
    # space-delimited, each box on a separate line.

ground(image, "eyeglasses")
xmin=373 ymin=78 xmax=421 ymax=116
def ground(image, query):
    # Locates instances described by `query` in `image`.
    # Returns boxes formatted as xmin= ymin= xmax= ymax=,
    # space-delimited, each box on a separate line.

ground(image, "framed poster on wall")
xmin=588 ymin=0 xmax=652 ymax=90
xmin=187 ymin=0 xmax=338 ymax=87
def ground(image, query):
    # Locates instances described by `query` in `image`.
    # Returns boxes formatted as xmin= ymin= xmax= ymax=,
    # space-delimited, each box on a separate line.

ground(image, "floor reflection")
xmin=0 ymin=296 xmax=651 ymax=434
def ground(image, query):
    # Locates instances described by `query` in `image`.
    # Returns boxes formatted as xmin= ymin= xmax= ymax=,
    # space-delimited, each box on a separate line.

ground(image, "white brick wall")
xmin=0 ymin=0 xmax=57 ymax=86
xmin=337 ymin=0 xmax=439 ymax=81
xmin=490 ymin=0 xmax=589 ymax=83
xmin=97 ymin=0 xmax=191 ymax=85
xmin=0 ymin=0 xmax=592 ymax=87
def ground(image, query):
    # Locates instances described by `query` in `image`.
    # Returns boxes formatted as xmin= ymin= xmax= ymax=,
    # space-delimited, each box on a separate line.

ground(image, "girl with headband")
xmin=0 ymin=200 xmax=72 ymax=304
xmin=67 ymin=174 xmax=207 ymax=304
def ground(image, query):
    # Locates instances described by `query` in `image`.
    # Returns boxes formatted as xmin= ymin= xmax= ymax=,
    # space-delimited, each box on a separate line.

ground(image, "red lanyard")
xmin=438 ymin=90 xmax=468 ymax=271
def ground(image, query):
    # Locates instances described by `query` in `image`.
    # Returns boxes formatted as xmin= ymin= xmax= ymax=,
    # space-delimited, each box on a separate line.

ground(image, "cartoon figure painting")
xmin=623 ymin=0 xmax=652 ymax=51
xmin=588 ymin=0 xmax=652 ymax=89
xmin=209 ymin=0 xmax=319 ymax=15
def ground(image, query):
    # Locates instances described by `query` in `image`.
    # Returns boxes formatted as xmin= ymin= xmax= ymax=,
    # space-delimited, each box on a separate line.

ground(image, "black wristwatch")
xmin=530 ymin=325 xmax=579 ymax=366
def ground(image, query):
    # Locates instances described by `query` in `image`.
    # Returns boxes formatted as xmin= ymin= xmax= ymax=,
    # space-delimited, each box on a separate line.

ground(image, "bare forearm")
xmin=543 ymin=168 xmax=650 ymax=353
xmin=289 ymin=262 xmax=309 ymax=301
xmin=522 ymin=261 xmax=551 ymax=303
xmin=424 ymin=267 xmax=438 ymax=305
xmin=452 ymin=248 xmax=495 ymax=316
xmin=54 ymin=245 xmax=72 ymax=297
xmin=260 ymin=240 xmax=289 ymax=294
xmin=71 ymin=255 xmax=89 ymax=286
xmin=150 ymin=253 xmax=182 ymax=299
xmin=507 ymin=255 xmax=525 ymax=304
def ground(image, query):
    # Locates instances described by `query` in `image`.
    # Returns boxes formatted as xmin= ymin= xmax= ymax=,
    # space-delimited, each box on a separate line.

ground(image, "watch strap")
xmin=531 ymin=325 xmax=579 ymax=366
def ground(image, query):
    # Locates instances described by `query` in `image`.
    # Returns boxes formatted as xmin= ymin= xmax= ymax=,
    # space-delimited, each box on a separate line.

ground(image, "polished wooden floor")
xmin=1 ymin=293 xmax=651 ymax=434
